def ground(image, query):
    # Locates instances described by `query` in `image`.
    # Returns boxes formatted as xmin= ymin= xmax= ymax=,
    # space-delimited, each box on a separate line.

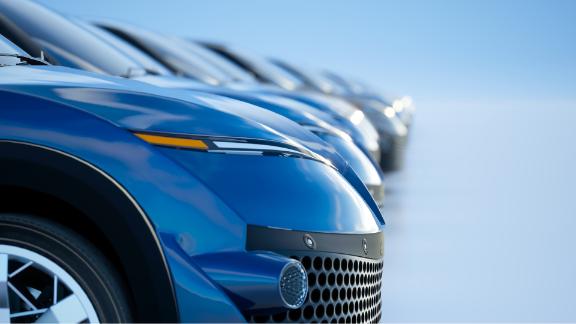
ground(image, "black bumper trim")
xmin=246 ymin=226 xmax=384 ymax=260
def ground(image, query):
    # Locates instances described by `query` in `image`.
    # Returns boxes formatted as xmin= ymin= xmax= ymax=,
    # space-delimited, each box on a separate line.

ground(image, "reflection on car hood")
xmin=137 ymin=76 xmax=346 ymax=133
xmin=0 ymin=66 xmax=343 ymax=165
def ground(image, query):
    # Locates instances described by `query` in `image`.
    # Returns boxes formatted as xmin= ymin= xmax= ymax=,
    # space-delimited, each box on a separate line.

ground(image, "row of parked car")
xmin=0 ymin=0 xmax=413 ymax=322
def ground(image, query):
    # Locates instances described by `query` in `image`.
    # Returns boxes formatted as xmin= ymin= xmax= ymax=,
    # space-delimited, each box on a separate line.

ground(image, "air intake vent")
xmin=248 ymin=252 xmax=383 ymax=323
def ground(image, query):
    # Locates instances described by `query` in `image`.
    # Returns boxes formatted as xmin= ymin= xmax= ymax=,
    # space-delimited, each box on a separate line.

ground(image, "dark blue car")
xmin=0 ymin=24 xmax=384 ymax=324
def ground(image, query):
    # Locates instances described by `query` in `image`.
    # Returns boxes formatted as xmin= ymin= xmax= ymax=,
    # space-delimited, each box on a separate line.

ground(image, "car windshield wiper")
xmin=0 ymin=53 xmax=49 ymax=66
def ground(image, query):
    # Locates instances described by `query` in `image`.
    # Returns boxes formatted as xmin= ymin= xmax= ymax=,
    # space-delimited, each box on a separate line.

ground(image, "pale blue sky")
xmin=38 ymin=0 xmax=576 ymax=103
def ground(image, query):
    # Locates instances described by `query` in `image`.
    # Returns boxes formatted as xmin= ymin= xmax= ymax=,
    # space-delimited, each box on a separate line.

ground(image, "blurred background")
xmin=39 ymin=0 xmax=576 ymax=321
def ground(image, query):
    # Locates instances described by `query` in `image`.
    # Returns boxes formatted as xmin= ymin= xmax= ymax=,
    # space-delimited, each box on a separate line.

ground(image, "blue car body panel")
xmin=137 ymin=75 xmax=384 ymax=187
xmin=139 ymin=74 xmax=378 ymax=153
xmin=0 ymin=89 xmax=248 ymax=321
xmin=0 ymin=65 xmax=383 ymax=231
xmin=1 ymin=65 xmax=384 ymax=217
xmin=0 ymin=65 xmax=341 ymax=162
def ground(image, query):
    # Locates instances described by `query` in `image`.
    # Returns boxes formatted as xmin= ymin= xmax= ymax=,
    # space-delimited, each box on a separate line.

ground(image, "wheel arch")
xmin=0 ymin=140 xmax=179 ymax=322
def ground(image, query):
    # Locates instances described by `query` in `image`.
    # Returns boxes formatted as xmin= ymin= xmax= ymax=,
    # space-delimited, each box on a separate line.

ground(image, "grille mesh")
xmin=248 ymin=252 xmax=383 ymax=323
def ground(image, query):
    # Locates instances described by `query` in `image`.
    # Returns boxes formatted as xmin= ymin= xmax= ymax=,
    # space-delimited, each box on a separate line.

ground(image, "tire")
xmin=0 ymin=213 xmax=132 ymax=322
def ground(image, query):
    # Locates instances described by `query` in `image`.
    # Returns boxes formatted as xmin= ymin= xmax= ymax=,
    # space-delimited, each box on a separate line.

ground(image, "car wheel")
xmin=0 ymin=213 xmax=132 ymax=323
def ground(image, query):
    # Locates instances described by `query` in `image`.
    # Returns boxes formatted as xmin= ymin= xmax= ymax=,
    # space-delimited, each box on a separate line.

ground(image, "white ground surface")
xmin=379 ymin=100 xmax=576 ymax=322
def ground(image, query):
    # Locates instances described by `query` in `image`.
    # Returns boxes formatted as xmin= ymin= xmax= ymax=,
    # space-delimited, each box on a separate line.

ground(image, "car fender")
xmin=0 ymin=90 xmax=247 ymax=321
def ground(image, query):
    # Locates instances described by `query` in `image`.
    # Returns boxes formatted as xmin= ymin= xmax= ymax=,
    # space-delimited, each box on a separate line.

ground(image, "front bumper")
xmin=379 ymin=133 xmax=408 ymax=172
xmin=244 ymin=226 xmax=384 ymax=323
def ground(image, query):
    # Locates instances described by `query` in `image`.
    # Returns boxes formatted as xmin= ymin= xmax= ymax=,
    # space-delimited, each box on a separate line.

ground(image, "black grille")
xmin=248 ymin=252 xmax=383 ymax=323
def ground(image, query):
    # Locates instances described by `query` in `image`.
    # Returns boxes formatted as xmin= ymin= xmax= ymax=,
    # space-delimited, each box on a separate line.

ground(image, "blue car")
xmin=0 ymin=33 xmax=384 ymax=322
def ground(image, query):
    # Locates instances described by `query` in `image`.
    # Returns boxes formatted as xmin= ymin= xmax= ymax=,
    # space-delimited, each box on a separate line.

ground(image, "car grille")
xmin=247 ymin=252 xmax=383 ymax=323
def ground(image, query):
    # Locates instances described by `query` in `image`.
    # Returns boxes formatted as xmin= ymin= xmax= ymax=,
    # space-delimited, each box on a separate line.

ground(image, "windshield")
xmin=175 ymin=39 xmax=258 ymax=84
xmin=305 ymin=68 xmax=349 ymax=95
xmin=100 ymin=23 xmax=236 ymax=85
xmin=0 ymin=0 xmax=144 ymax=76
xmin=73 ymin=19 xmax=172 ymax=77
xmin=0 ymin=34 xmax=29 ymax=66
xmin=223 ymin=46 xmax=305 ymax=90
xmin=323 ymin=72 xmax=356 ymax=94
xmin=271 ymin=60 xmax=342 ymax=94
xmin=0 ymin=34 xmax=25 ymax=55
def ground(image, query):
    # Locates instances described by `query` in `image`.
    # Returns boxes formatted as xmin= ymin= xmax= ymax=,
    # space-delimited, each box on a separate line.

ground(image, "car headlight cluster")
xmin=134 ymin=131 xmax=332 ymax=165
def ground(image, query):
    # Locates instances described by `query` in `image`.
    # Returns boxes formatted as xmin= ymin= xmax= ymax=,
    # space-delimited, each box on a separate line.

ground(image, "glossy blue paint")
xmin=0 ymin=88 xmax=248 ymax=321
xmin=136 ymin=76 xmax=384 ymax=190
xmin=159 ymin=148 xmax=380 ymax=232
xmin=1 ymin=65 xmax=386 ymax=214
xmin=0 ymin=53 xmax=383 ymax=321
xmin=0 ymin=65 xmax=336 ymax=159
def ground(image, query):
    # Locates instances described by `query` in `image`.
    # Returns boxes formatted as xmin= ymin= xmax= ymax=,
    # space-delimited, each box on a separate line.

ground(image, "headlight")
xmin=392 ymin=99 xmax=405 ymax=113
xmin=133 ymin=131 xmax=332 ymax=166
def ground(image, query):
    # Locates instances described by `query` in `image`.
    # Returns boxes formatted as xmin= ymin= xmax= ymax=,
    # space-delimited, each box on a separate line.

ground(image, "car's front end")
xmin=0 ymin=49 xmax=385 ymax=321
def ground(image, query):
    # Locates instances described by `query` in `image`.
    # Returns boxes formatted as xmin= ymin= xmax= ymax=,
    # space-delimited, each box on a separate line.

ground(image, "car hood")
xmin=133 ymin=75 xmax=384 ymax=218
xmin=228 ymin=83 xmax=358 ymax=117
xmin=0 ymin=66 xmax=344 ymax=165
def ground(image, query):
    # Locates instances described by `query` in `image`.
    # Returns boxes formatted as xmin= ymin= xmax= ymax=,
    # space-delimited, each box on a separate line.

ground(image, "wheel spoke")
xmin=9 ymin=261 xmax=33 ymax=278
xmin=10 ymin=308 xmax=47 ymax=318
xmin=0 ymin=254 xmax=10 ymax=323
xmin=8 ymin=282 xmax=37 ymax=310
xmin=53 ymin=275 xmax=58 ymax=305
xmin=0 ymin=245 xmax=99 ymax=323
xmin=34 ymin=295 xmax=87 ymax=323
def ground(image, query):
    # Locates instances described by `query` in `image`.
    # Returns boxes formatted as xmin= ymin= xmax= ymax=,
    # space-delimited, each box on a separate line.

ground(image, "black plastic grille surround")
xmin=248 ymin=252 xmax=383 ymax=323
